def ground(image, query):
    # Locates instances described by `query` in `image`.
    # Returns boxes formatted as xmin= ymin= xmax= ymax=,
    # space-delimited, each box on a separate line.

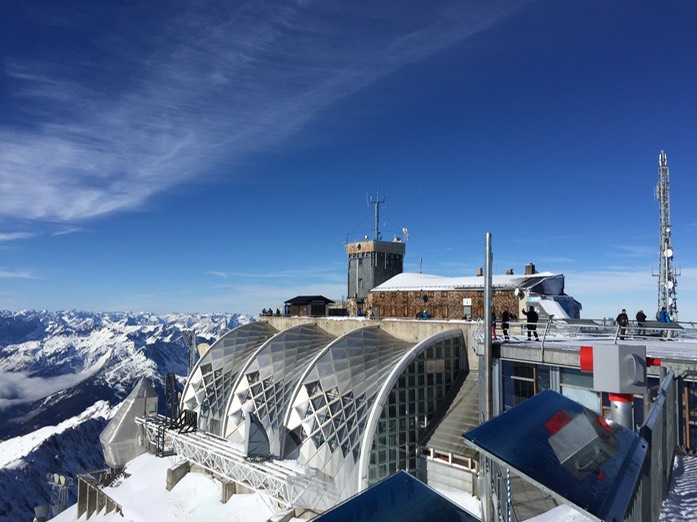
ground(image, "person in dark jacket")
xmin=636 ymin=310 xmax=647 ymax=335
xmin=616 ymin=308 xmax=629 ymax=340
xmin=522 ymin=306 xmax=539 ymax=340
xmin=491 ymin=310 xmax=497 ymax=340
xmin=501 ymin=309 xmax=511 ymax=341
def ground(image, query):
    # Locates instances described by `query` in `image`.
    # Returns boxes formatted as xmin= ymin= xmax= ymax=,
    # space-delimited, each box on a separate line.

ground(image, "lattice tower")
xmin=655 ymin=150 xmax=678 ymax=320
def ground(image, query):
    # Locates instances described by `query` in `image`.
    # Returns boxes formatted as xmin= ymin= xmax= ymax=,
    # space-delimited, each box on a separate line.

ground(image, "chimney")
xmin=476 ymin=267 xmax=483 ymax=277
xmin=506 ymin=268 xmax=514 ymax=275
xmin=525 ymin=263 xmax=536 ymax=275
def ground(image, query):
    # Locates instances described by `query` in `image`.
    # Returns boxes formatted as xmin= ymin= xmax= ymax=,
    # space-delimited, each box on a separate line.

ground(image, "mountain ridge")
xmin=0 ymin=309 xmax=254 ymax=521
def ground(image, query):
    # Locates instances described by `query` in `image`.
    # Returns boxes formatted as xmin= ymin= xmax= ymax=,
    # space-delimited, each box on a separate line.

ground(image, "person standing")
xmin=501 ymin=308 xmax=511 ymax=341
xmin=659 ymin=307 xmax=671 ymax=323
xmin=491 ymin=310 xmax=497 ymax=340
xmin=635 ymin=309 xmax=647 ymax=336
xmin=616 ymin=308 xmax=629 ymax=340
xmin=522 ymin=306 xmax=539 ymax=341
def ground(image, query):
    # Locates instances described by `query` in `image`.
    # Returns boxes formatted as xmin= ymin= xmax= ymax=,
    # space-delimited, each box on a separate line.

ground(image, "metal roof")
xmin=285 ymin=295 xmax=336 ymax=305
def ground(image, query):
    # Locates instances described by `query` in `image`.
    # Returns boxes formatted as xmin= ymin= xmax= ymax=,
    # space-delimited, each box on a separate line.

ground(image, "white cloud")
xmin=0 ymin=370 xmax=89 ymax=409
xmin=0 ymin=232 xmax=36 ymax=242
xmin=0 ymin=267 xmax=36 ymax=279
xmin=1 ymin=1 xmax=525 ymax=224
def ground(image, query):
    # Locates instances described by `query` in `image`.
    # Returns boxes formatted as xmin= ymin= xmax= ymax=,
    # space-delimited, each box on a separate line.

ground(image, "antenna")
xmin=369 ymin=192 xmax=385 ymax=241
xmin=46 ymin=473 xmax=73 ymax=517
xmin=653 ymin=150 xmax=679 ymax=320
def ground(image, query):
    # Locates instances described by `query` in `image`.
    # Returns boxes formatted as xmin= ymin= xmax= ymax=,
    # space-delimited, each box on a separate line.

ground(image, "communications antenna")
xmin=46 ymin=473 xmax=73 ymax=517
xmin=369 ymin=193 xmax=385 ymax=241
xmin=654 ymin=150 xmax=679 ymax=320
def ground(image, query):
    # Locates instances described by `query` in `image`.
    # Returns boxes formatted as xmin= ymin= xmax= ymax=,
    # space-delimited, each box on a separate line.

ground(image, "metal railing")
xmin=623 ymin=368 xmax=678 ymax=521
xmin=488 ymin=318 xmax=697 ymax=344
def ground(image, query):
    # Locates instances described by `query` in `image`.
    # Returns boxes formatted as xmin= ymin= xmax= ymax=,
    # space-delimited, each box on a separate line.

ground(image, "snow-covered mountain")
xmin=0 ymin=310 xmax=253 ymax=522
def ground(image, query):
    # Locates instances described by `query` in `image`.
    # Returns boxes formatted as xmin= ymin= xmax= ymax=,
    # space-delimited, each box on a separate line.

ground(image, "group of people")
xmin=615 ymin=307 xmax=672 ymax=339
xmin=261 ymin=308 xmax=281 ymax=316
xmin=490 ymin=307 xmax=536 ymax=341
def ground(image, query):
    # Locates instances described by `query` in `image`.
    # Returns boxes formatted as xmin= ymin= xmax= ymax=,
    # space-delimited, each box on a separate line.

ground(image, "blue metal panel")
xmin=464 ymin=390 xmax=645 ymax=521
xmin=314 ymin=470 xmax=480 ymax=522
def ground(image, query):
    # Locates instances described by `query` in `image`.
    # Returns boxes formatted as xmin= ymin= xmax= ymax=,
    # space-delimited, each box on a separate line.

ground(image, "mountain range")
xmin=0 ymin=310 xmax=253 ymax=521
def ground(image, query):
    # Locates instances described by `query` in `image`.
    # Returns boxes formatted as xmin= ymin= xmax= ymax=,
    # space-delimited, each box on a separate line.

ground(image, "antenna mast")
xmin=369 ymin=193 xmax=385 ymax=241
xmin=655 ymin=150 xmax=678 ymax=320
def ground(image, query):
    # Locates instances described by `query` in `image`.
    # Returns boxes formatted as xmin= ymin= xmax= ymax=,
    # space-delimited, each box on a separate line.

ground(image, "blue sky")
xmin=1 ymin=0 xmax=696 ymax=319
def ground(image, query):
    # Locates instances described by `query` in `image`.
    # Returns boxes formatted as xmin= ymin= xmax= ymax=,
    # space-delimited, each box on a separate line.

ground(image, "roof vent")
xmin=506 ymin=268 xmax=514 ymax=275
xmin=476 ymin=267 xmax=483 ymax=277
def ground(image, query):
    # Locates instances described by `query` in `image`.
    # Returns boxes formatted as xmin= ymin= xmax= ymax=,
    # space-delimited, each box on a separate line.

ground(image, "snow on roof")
xmin=372 ymin=271 xmax=561 ymax=292
xmin=537 ymin=299 xmax=570 ymax=319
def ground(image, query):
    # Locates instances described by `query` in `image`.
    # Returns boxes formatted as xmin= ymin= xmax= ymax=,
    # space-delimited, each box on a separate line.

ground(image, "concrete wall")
xmin=262 ymin=316 xmax=481 ymax=371
xmin=77 ymin=474 xmax=122 ymax=520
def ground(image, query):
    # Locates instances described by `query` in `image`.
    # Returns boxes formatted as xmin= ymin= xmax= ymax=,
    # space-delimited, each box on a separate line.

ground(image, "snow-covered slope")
xmin=0 ymin=310 xmax=253 ymax=522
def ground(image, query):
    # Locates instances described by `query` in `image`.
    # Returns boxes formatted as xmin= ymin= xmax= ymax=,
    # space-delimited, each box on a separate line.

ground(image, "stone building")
xmin=366 ymin=263 xmax=581 ymax=320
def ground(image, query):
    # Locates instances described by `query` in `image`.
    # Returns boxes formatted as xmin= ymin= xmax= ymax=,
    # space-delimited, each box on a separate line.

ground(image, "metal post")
xmin=483 ymin=232 xmax=493 ymax=422
xmin=609 ymin=393 xmax=634 ymax=430
xmin=479 ymin=233 xmax=494 ymax=522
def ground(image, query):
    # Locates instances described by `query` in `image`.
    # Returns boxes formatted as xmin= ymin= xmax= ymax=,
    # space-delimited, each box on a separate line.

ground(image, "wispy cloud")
xmin=0 ymin=232 xmax=36 ymax=242
xmin=0 ymin=267 xmax=36 ymax=279
xmin=51 ymin=227 xmax=82 ymax=237
xmin=1 ymin=1 xmax=526 ymax=224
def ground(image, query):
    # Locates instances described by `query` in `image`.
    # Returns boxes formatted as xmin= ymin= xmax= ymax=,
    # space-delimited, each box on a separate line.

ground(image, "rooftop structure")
xmin=368 ymin=263 xmax=582 ymax=320
xmin=345 ymin=195 xmax=406 ymax=303
xmin=173 ymin=320 xmax=469 ymax=512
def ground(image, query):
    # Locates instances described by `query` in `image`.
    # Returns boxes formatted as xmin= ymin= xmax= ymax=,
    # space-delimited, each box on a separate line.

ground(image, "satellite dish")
xmin=197 ymin=343 xmax=210 ymax=357
xmin=514 ymin=288 xmax=525 ymax=300
xmin=59 ymin=475 xmax=66 ymax=486
xmin=53 ymin=473 xmax=59 ymax=484
xmin=668 ymin=281 xmax=674 ymax=289
xmin=664 ymin=248 xmax=673 ymax=257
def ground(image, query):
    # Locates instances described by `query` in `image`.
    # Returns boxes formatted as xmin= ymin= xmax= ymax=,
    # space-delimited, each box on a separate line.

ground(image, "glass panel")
xmin=561 ymin=386 xmax=600 ymax=414
xmin=561 ymin=368 xmax=593 ymax=388
xmin=464 ymin=390 xmax=643 ymax=522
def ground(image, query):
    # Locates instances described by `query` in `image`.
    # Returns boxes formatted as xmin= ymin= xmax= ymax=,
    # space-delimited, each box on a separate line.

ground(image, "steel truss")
xmin=136 ymin=416 xmax=320 ymax=508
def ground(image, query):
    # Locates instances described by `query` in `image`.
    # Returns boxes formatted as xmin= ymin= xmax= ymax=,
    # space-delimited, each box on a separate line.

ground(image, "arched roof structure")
xmin=180 ymin=321 xmax=468 ymax=512
xmin=180 ymin=321 xmax=277 ymax=435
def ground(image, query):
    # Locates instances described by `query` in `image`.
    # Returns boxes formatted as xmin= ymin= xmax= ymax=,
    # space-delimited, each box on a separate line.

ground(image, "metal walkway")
xmin=136 ymin=415 xmax=319 ymax=508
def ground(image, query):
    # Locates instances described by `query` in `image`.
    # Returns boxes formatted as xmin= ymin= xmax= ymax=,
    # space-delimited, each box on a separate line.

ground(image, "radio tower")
xmin=655 ymin=150 xmax=678 ymax=320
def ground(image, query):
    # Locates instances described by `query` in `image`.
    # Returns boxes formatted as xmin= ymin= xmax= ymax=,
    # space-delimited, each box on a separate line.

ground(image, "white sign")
xmin=462 ymin=298 xmax=472 ymax=306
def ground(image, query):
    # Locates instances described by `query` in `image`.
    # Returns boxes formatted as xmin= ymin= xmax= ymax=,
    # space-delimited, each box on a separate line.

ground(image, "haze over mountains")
xmin=0 ymin=310 xmax=252 ymax=521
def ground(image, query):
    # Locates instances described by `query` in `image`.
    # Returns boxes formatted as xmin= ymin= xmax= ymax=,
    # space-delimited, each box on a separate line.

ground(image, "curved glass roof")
xmin=180 ymin=321 xmax=277 ymax=435
xmin=288 ymin=326 xmax=431 ymax=509
xmin=223 ymin=323 xmax=336 ymax=455
xmin=178 ymin=320 xmax=467 ymax=513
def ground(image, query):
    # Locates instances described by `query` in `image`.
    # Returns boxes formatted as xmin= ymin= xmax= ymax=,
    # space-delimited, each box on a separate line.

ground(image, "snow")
xmin=48 ymin=450 xmax=482 ymax=522
xmin=0 ymin=400 xmax=114 ymax=468
xmin=437 ymin=488 xmax=482 ymax=518
xmin=52 ymin=452 xmax=276 ymax=522
xmin=526 ymin=504 xmax=593 ymax=521
xmin=659 ymin=455 xmax=697 ymax=521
